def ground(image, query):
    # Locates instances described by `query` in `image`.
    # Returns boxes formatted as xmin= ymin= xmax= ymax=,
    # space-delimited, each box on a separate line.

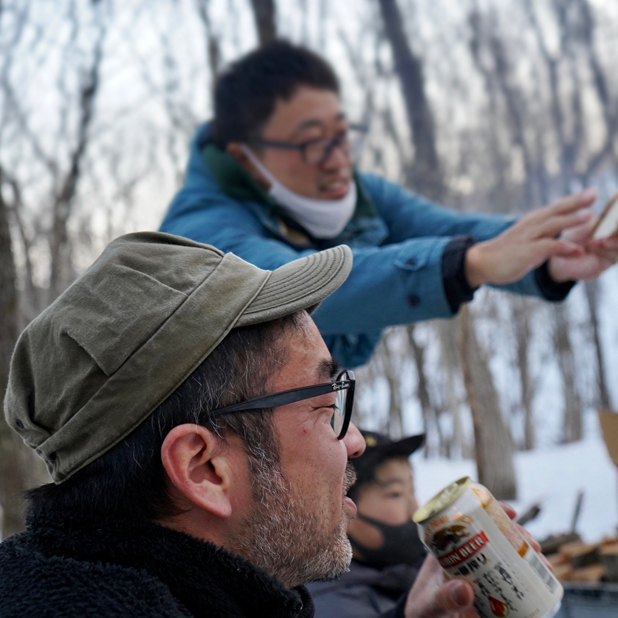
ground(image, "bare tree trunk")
xmin=468 ymin=8 xmax=540 ymax=208
xmin=435 ymin=320 xmax=467 ymax=458
xmin=249 ymin=0 xmax=277 ymax=47
xmin=0 ymin=166 xmax=29 ymax=538
xmin=353 ymin=354 xmax=382 ymax=431
xmin=513 ymin=298 xmax=535 ymax=450
xmin=195 ymin=0 xmax=221 ymax=79
xmin=566 ymin=0 xmax=614 ymax=411
xmin=406 ymin=325 xmax=435 ymax=437
xmin=379 ymin=335 xmax=405 ymax=438
xmin=48 ymin=13 xmax=105 ymax=302
xmin=582 ymin=280 xmax=612 ymax=409
xmin=530 ymin=0 xmax=613 ymax=414
xmin=378 ymin=0 xmax=444 ymax=201
xmin=457 ymin=306 xmax=517 ymax=499
xmin=553 ymin=305 xmax=583 ymax=442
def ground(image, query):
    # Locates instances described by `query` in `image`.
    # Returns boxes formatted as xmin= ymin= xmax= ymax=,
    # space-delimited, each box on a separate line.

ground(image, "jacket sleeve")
xmin=361 ymin=173 xmax=548 ymax=300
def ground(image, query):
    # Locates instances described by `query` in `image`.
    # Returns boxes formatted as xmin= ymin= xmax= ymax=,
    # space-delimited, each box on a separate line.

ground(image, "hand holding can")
xmin=413 ymin=477 xmax=563 ymax=618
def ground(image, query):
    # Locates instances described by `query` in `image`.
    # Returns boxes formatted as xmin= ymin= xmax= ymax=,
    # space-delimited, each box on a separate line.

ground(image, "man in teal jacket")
xmin=160 ymin=41 xmax=618 ymax=368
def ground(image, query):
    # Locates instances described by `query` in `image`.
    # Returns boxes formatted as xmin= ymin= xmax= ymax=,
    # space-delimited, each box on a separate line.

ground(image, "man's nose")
xmin=321 ymin=140 xmax=349 ymax=170
xmin=344 ymin=422 xmax=365 ymax=459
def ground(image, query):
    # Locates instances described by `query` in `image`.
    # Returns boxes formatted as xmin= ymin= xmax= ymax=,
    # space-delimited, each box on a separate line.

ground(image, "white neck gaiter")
xmin=241 ymin=145 xmax=356 ymax=239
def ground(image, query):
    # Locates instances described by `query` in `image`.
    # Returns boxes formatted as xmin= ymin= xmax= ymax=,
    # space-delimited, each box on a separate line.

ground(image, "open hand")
xmin=404 ymin=555 xmax=478 ymax=618
xmin=403 ymin=503 xmax=550 ymax=618
xmin=465 ymin=189 xmax=599 ymax=288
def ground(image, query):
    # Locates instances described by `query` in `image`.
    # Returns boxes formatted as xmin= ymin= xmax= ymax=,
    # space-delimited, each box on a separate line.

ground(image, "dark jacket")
xmin=0 ymin=508 xmax=314 ymax=618
xmin=307 ymin=560 xmax=419 ymax=618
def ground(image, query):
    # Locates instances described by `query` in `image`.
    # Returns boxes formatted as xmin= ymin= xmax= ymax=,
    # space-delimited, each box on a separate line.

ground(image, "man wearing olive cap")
xmin=0 ymin=232 xmax=479 ymax=618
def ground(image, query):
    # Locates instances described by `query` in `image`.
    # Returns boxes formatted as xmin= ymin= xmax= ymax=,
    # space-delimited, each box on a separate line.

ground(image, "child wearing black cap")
xmin=308 ymin=430 xmax=426 ymax=618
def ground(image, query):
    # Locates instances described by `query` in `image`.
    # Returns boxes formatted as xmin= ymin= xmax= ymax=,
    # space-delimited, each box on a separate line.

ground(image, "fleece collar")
xmin=25 ymin=507 xmax=314 ymax=618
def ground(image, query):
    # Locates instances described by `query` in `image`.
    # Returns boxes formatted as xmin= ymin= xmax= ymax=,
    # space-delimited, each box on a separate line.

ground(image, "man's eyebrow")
xmin=290 ymin=113 xmax=347 ymax=139
xmin=318 ymin=358 xmax=341 ymax=381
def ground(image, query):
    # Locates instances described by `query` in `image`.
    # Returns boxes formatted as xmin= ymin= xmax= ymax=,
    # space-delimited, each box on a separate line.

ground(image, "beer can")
xmin=413 ymin=477 xmax=563 ymax=618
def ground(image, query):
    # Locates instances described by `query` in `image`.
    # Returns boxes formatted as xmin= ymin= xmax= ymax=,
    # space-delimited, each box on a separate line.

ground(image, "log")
xmin=547 ymin=553 xmax=569 ymax=568
xmin=600 ymin=542 xmax=618 ymax=582
xmin=560 ymin=541 xmax=601 ymax=569
xmin=567 ymin=564 xmax=605 ymax=583
xmin=553 ymin=563 xmax=574 ymax=582
xmin=540 ymin=532 xmax=581 ymax=556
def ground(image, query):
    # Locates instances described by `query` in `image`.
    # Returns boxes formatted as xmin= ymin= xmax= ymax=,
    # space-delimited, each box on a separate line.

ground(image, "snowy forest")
xmin=1 ymin=0 xmax=618 ymax=538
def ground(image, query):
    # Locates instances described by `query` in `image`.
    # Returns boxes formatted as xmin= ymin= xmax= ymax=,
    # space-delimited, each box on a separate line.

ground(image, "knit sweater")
xmin=0 ymin=508 xmax=314 ymax=618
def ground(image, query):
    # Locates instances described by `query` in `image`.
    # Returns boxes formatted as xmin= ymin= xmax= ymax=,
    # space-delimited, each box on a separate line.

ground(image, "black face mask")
xmin=349 ymin=512 xmax=427 ymax=569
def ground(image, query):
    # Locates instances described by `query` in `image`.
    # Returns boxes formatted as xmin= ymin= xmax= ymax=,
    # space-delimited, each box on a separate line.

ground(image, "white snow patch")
xmin=414 ymin=437 xmax=618 ymax=544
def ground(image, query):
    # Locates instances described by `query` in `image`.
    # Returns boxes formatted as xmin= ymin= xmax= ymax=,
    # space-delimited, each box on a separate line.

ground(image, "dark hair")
xmin=211 ymin=40 xmax=340 ymax=148
xmin=27 ymin=313 xmax=303 ymax=520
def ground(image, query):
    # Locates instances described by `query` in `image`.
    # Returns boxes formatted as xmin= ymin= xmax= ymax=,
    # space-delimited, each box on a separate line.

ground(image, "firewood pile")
xmin=541 ymin=532 xmax=618 ymax=584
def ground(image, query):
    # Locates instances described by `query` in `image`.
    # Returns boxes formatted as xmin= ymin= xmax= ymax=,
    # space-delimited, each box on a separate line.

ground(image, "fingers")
xmin=544 ymin=188 xmax=597 ymax=216
xmin=424 ymin=580 xmax=476 ymax=617
xmin=405 ymin=557 xmax=480 ymax=618
xmin=498 ymin=502 xmax=542 ymax=551
xmin=536 ymin=208 xmax=593 ymax=238
xmin=588 ymin=237 xmax=618 ymax=258
xmin=498 ymin=502 xmax=553 ymax=575
xmin=538 ymin=238 xmax=584 ymax=259
xmin=598 ymin=237 xmax=618 ymax=249
xmin=519 ymin=189 xmax=596 ymax=237
xmin=508 ymin=191 xmax=595 ymax=247
xmin=518 ymin=525 xmax=542 ymax=553
xmin=498 ymin=501 xmax=516 ymax=520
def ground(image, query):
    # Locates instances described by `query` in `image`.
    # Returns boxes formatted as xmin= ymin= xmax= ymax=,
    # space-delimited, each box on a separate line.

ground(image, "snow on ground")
xmin=414 ymin=436 xmax=618 ymax=544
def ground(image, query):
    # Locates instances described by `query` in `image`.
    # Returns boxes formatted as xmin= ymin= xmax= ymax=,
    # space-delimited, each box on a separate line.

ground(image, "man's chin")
xmin=303 ymin=537 xmax=353 ymax=584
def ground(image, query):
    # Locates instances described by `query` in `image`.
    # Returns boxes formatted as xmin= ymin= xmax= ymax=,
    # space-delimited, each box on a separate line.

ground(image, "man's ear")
xmin=226 ymin=142 xmax=269 ymax=189
xmin=161 ymin=424 xmax=235 ymax=519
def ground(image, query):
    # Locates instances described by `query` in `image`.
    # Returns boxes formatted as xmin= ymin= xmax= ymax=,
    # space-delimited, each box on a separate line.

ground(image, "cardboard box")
xmin=599 ymin=410 xmax=618 ymax=467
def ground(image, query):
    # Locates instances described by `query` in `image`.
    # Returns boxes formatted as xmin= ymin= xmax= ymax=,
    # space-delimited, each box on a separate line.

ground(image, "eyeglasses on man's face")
xmin=211 ymin=370 xmax=355 ymax=440
xmin=248 ymin=124 xmax=367 ymax=167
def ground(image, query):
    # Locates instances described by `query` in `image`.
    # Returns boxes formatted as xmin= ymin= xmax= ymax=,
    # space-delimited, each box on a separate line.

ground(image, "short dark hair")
xmin=211 ymin=40 xmax=340 ymax=148
xmin=27 ymin=313 xmax=303 ymax=521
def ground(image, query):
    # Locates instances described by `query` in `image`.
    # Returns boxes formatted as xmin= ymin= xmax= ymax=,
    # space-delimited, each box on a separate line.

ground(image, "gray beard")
xmin=229 ymin=458 xmax=354 ymax=589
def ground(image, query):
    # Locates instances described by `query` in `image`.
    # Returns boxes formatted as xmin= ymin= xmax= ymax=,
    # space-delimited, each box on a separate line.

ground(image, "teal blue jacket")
xmin=160 ymin=124 xmax=564 ymax=367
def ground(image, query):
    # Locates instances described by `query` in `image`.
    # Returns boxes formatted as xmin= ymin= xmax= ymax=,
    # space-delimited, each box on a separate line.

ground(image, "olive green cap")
xmin=4 ymin=232 xmax=352 ymax=483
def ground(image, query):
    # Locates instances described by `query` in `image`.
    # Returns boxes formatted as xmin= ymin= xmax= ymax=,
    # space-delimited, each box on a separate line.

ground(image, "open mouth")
xmin=343 ymin=495 xmax=357 ymax=517
xmin=320 ymin=178 xmax=350 ymax=199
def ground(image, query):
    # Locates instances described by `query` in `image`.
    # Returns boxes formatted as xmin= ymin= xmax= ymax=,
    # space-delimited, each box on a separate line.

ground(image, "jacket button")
xmin=406 ymin=257 xmax=417 ymax=266
xmin=407 ymin=295 xmax=420 ymax=306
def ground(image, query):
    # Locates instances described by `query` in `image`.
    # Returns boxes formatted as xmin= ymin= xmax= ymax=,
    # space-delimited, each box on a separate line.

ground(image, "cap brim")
xmin=236 ymin=245 xmax=353 ymax=327
xmin=374 ymin=434 xmax=426 ymax=460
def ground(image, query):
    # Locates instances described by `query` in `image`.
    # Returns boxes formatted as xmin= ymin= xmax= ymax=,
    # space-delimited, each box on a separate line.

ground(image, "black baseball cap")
xmin=350 ymin=430 xmax=425 ymax=492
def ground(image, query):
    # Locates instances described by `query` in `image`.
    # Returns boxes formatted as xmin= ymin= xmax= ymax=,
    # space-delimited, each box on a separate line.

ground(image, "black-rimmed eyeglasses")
xmin=248 ymin=124 xmax=367 ymax=167
xmin=211 ymin=370 xmax=355 ymax=440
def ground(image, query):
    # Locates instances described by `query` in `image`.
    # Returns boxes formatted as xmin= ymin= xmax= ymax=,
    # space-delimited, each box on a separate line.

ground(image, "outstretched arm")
xmin=464 ymin=189 xmax=618 ymax=287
